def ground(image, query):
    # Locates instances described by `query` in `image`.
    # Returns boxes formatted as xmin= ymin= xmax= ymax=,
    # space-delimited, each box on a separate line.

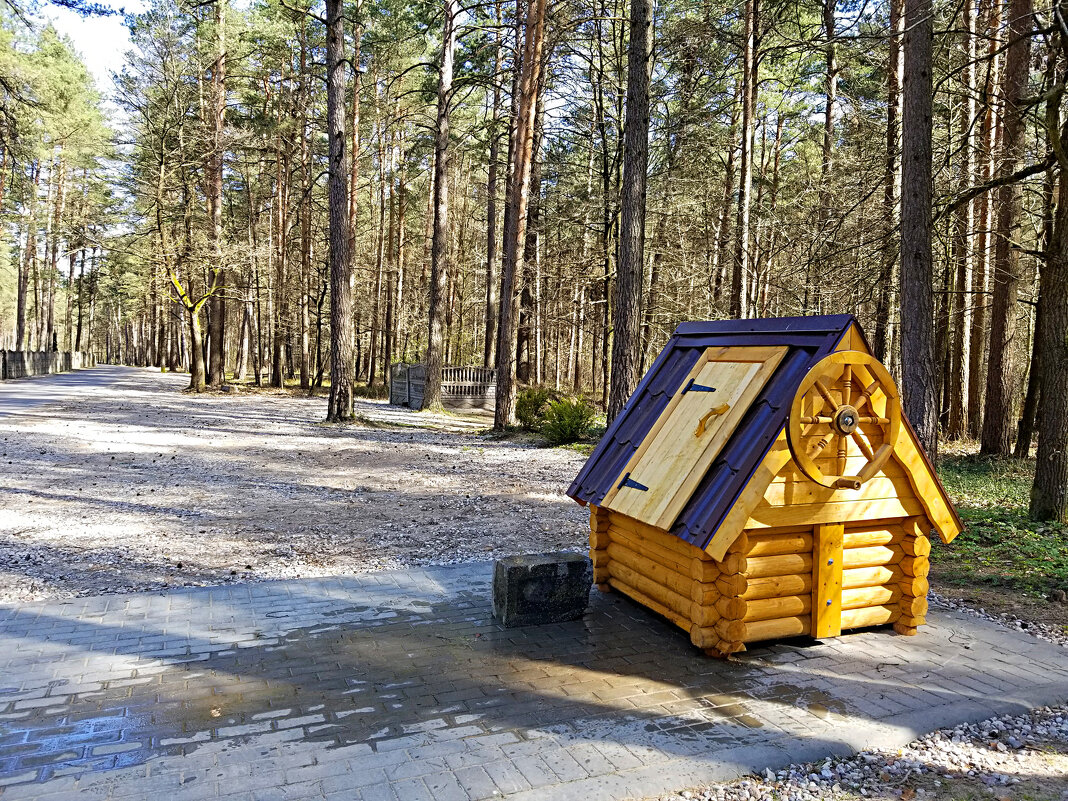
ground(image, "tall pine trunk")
xmin=483 ymin=0 xmax=504 ymax=369
xmin=980 ymin=0 xmax=1032 ymax=455
xmin=947 ymin=3 xmax=975 ymax=439
xmin=1032 ymin=171 xmax=1068 ymax=520
xmin=874 ymin=0 xmax=903 ymax=363
xmin=730 ymin=0 xmax=758 ymax=319
xmin=325 ymin=0 xmax=355 ymax=421
xmin=968 ymin=0 xmax=1002 ymax=438
xmin=608 ymin=0 xmax=652 ymax=422
xmin=207 ymin=0 xmax=227 ymax=386
xmin=899 ymin=0 xmax=938 ymax=458
xmin=495 ymin=0 xmax=548 ymax=428
xmin=424 ymin=0 xmax=458 ymax=410
xmin=1030 ymin=46 xmax=1068 ymax=521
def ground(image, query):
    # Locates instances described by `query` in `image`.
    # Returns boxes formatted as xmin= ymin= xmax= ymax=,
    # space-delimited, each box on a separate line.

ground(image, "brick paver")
xmin=1 ymin=564 xmax=1066 ymax=800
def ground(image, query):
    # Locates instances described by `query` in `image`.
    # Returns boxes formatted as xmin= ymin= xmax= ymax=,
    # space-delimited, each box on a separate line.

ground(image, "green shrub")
xmin=516 ymin=387 xmax=554 ymax=430
xmin=542 ymin=398 xmax=596 ymax=445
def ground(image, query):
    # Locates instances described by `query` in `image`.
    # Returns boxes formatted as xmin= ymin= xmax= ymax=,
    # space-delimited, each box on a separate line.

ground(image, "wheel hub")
xmin=832 ymin=404 xmax=860 ymax=435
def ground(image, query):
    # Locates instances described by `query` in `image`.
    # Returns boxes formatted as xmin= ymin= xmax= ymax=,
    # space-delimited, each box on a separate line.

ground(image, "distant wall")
xmin=0 ymin=351 xmax=97 ymax=380
xmin=390 ymin=364 xmax=496 ymax=411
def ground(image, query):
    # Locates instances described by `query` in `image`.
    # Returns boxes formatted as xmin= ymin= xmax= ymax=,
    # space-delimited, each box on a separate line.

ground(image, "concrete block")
xmin=492 ymin=553 xmax=592 ymax=627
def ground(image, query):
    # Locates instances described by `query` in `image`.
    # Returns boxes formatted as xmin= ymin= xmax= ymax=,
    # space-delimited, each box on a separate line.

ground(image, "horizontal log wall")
xmin=838 ymin=522 xmax=909 ymax=631
xmin=588 ymin=509 xmax=931 ymax=655
xmin=738 ymin=528 xmax=814 ymax=644
xmin=594 ymin=509 xmax=726 ymax=654
xmin=737 ymin=522 xmax=917 ymax=644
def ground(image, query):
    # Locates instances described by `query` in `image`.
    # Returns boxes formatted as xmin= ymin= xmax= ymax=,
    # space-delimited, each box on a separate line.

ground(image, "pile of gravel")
xmin=656 ymin=706 xmax=1068 ymax=801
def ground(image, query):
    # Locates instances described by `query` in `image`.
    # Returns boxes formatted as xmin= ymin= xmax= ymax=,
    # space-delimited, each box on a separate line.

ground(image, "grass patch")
xmin=935 ymin=452 xmax=1068 ymax=598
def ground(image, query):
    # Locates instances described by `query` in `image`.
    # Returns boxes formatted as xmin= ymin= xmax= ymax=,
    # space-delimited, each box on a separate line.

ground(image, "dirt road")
xmin=0 ymin=367 xmax=589 ymax=602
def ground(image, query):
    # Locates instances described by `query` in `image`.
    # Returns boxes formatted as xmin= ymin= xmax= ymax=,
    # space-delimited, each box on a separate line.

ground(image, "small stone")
xmin=492 ymin=553 xmax=592 ymax=627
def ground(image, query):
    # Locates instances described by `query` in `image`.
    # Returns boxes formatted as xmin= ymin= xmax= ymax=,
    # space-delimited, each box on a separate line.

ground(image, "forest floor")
xmin=0 ymin=365 xmax=589 ymax=603
xmin=931 ymin=449 xmax=1068 ymax=641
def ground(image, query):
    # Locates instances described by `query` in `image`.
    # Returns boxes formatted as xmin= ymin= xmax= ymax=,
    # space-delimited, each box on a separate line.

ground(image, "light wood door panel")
xmin=603 ymin=345 xmax=787 ymax=530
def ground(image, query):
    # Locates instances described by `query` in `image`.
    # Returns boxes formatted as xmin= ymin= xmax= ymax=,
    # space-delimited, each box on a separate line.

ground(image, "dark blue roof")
xmin=567 ymin=314 xmax=859 ymax=551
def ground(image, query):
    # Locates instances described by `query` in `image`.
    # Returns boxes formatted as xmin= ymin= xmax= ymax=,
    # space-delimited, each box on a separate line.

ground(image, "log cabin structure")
xmin=567 ymin=315 xmax=962 ymax=657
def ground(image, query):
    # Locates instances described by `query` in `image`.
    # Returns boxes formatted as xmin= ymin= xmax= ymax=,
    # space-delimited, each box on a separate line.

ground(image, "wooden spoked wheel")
xmin=786 ymin=351 xmax=901 ymax=490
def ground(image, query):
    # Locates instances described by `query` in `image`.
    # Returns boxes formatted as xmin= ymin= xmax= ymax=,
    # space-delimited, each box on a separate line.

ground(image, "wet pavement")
xmin=0 ymin=564 xmax=1066 ymax=801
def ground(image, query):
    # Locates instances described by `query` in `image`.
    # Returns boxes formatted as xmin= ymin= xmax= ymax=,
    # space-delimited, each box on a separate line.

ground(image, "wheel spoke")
xmin=856 ymin=380 xmax=882 ymax=413
xmin=851 ymin=430 xmax=874 ymax=460
xmin=809 ymin=432 xmax=834 ymax=460
xmin=814 ymin=379 xmax=838 ymax=409
xmin=858 ymin=416 xmax=890 ymax=425
xmin=800 ymin=416 xmax=833 ymax=425
xmin=836 ymin=433 xmax=846 ymax=477
xmin=843 ymin=365 xmax=853 ymax=407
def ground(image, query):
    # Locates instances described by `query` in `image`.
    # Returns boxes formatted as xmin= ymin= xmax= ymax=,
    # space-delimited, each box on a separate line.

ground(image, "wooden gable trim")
xmin=831 ymin=325 xmax=963 ymax=545
xmin=704 ymin=426 xmax=792 ymax=561
xmin=891 ymin=419 xmax=964 ymax=543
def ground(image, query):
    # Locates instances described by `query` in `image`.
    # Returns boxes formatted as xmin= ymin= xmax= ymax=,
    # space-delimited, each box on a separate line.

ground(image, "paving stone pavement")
xmin=0 ymin=564 xmax=1066 ymax=801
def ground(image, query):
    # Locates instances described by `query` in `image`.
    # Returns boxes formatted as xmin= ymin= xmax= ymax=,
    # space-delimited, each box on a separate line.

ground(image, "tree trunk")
xmin=731 ymin=0 xmax=758 ymax=319
xmin=947 ymin=5 xmax=976 ymax=440
xmin=299 ymin=17 xmax=312 ymax=391
xmin=348 ymin=4 xmax=363 ymax=262
xmin=608 ymin=0 xmax=653 ymax=422
xmin=188 ymin=305 xmax=207 ymax=391
xmin=424 ymin=0 xmax=458 ymax=410
xmin=271 ymin=146 xmax=289 ymax=389
xmin=1031 ymin=166 xmax=1068 ymax=521
xmin=483 ymin=0 xmax=504 ymax=369
xmin=899 ymin=0 xmax=938 ymax=458
xmin=46 ymin=158 xmax=66 ymax=349
xmin=325 ymin=0 xmax=355 ymax=421
xmin=16 ymin=185 xmax=32 ymax=350
xmin=811 ymin=0 xmax=837 ymax=315
xmin=969 ymin=0 xmax=1002 ymax=438
xmin=1015 ymin=284 xmax=1043 ymax=458
xmin=518 ymin=81 xmax=547 ymax=386
xmin=495 ymin=0 xmax=549 ymax=428
xmin=712 ymin=84 xmax=739 ymax=305
xmin=980 ymin=0 xmax=1032 ymax=455
xmin=369 ymin=106 xmax=388 ymax=387
xmin=75 ymin=246 xmax=85 ymax=352
xmin=207 ymin=0 xmax=227 ymax=386
xmin=874 ymin=0 xmax=903 ymax=363
xmin=235 ymin=289 xmax=250 ymax=381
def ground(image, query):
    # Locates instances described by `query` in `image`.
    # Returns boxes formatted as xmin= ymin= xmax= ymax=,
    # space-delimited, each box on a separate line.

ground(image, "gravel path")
xmin=652 ymin=594 xmax=1068 ymax=801
xmin=0 ymin=366 xmax=589 ymax=603
xmin=654 ymin=705 xmax=1068 ymax=801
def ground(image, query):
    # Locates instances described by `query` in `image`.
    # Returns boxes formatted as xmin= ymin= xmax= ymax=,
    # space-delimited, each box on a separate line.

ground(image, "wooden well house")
xmin=567 ymin=315 xmax=962 ymax=657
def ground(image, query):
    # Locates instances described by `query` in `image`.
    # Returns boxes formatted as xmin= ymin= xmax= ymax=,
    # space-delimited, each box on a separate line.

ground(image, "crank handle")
xmin=695 ymin=403 xmax=730 ymax=437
